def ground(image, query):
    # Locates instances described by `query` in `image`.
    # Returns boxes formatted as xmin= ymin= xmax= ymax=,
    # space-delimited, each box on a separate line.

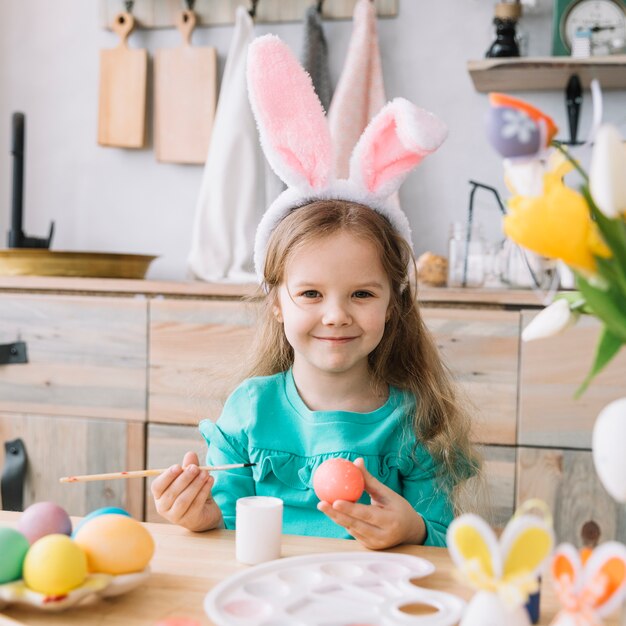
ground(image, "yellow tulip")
xmin=504 ymin=157 xmax=608 ymax=272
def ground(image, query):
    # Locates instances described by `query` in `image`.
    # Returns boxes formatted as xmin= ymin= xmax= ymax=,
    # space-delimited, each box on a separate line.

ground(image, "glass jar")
xmin=447 ymin=222 xmax=485 ymax=288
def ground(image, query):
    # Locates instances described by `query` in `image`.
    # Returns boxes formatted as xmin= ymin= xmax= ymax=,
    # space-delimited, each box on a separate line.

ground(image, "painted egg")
xmin=0 ymin=527 xmax=30 ymax=584
xmin=313 ymin=458 xmax=364 ymax=504
xmin=17 ymin=502 xmax=72 ymax=544
xmin=74 ymin=514 xmax=154 ymax=575
xmin=22 ymin=534 xmax=87 ymax=595
xmin=72 ymin=506 xmax=130 ymax=537
xmin=592 ymin=398 xmax=626 ymax=502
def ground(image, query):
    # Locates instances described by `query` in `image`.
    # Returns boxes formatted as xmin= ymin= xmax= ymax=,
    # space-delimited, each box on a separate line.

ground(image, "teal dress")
xmin=199 ymin=370 xmax=453 ymax=547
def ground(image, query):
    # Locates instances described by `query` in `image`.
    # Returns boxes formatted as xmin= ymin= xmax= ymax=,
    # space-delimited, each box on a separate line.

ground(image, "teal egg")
xmin=72 ymin=506 xmax=131 ymax=537
xmin=0 ymin=527 xmax=30 ymax=583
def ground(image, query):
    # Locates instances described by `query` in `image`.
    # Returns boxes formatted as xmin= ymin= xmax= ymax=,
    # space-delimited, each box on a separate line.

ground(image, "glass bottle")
xmin=486 ymin=2 xmax=522 ymax=58
xmin=447 ymin=222 xmax=485 ymax=288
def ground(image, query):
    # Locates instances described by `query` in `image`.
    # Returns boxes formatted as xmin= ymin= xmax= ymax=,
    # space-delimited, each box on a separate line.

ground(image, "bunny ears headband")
xmin=247 ymin=34 xmax=449 ymax=281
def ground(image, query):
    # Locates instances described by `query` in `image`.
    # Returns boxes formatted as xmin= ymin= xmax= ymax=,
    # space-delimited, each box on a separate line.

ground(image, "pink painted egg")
xmin=17 ymin=502 xmax=72 ymax=544
xmin=313 ymin=458 xmax=364 ymax=504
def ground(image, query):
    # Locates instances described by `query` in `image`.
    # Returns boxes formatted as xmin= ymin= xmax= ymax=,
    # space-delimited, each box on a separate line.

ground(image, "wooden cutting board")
xmin=97 ymin=12 xmax=147 ymax=148
xmin=154 ymin=10 xmax=217 ymax=164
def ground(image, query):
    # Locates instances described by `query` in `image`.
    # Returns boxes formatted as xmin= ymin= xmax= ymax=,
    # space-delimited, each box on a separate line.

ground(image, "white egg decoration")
xmin=592 ymin=398 xmax=626 ymax=503
xmin=460 ymin=591 xmax=530 ymax=626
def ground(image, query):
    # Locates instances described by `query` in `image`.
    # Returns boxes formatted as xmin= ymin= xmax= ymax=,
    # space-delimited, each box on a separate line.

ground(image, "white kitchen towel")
xmin=327 ymin=0 xmax=386 ymax=179
xmin=188 ymin=6 xmax=264 ymax=282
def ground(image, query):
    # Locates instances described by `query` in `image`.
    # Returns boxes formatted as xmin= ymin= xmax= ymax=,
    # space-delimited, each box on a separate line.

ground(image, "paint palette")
xmin=204 ymin=552 xmax=465 ymax=626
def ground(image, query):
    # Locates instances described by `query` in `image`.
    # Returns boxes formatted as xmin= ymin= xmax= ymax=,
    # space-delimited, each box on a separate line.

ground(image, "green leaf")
xmin=575 ymin=326 xmax=624 ymax=398
xmin=576 ymin=273 xmax=626 ymax=342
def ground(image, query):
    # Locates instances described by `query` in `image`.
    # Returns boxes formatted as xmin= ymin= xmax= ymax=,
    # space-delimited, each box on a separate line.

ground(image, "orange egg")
xmin=313 ymin=458 xmax=364 ymax=504
xmin=73 ymin=514 xmax=154 ymax=575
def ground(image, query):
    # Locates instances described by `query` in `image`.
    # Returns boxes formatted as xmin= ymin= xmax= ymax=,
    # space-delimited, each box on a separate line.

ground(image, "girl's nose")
xmin=321 ymin=300 xmax=351 ymax=326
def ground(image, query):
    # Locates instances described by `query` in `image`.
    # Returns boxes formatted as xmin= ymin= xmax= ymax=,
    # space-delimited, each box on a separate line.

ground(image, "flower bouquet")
xmin=485 ymin=88 xmax=626 ymax=397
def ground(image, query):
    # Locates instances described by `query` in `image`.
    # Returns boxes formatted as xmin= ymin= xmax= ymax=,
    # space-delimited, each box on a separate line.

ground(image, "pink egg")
xmin=313 ymin=458 xmax=364 ymax=504
xmin=17 ymin=502 xmax=72 ymax=544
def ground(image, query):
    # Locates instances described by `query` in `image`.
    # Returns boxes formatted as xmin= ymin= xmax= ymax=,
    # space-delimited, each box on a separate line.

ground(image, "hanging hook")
xmin=316 ymin=0 xmax=324 ymax=13
xmin=249 ymin=0 xmax=259 ymax=18
xmin=124 ymin=0 xmax=134 ymax=13
xmin=184 ymin=0 xmax=196 ymax=10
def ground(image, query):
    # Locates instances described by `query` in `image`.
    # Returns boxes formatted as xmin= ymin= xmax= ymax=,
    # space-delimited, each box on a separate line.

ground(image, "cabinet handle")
xmin=1 ymin=438 xmax=28 ymax=511
xmin=0 ymin=341 xmax=28 ymax=365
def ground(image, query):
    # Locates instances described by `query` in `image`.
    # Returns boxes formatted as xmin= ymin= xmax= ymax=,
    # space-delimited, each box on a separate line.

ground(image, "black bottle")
xmin=486 ymin=2 xmax=522 ymax=58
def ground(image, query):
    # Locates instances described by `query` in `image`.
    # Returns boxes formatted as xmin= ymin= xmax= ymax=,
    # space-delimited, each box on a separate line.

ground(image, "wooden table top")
xmin=0 ymin=512 xmax=620 ymax=626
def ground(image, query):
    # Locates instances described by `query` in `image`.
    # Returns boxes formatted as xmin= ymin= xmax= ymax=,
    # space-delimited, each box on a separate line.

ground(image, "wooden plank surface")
xmin=0 ymin=413 xmax=144 ymax=518
xmin=468 ymin=55 xmax=626 ymax=92
xmin=517 ymin=447 xmax=626 ymax=546
xmin=0 ymin=276 xmax=547 ymax=307
xmin=149 ymin=299 xmax=256 ymax=425
xmin=519 ymin=312 xmax=626 ymax=449
xmin=0 ymin=294 xmax=147 ymax=421
xmin=98 ymin=12 xmax=147 ymax=148
xmin=0 ymin=511 xmax=622 ymax=625
xmin=100 ymin=0 xmax=398 ymax=27
xmin=479 ymin=444 xmax=516 ymax=530
xmin=422 ymin=308 xmax=520 ymax=445
xmin=145 ymin=423 xmax=207 ymax=522
xmin=154 ymin=10 xmax=217 ymax=163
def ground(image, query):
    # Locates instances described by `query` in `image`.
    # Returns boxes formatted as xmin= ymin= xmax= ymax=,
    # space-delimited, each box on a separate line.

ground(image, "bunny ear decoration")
xmin=552 ymin=543 xmax=583 ymax=592
xmin=581 ymin=542 xmax=626 ymax=617
xmin=448 ymin=514 xmax=501 ymax=584
xmin=349 ymin=98 xmax=448 ymax=200
xmin=500 ymin=514 xmax=554 ymax=582
xmin=247 ymin=34 xmax=333 ymax=192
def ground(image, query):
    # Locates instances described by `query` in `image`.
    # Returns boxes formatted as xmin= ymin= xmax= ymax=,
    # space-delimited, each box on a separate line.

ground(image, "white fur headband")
xmin=247 ymin=34 xmax=448 ymax=281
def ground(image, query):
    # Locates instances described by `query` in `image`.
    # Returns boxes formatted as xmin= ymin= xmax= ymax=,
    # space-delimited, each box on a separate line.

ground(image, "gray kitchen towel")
xmin=301 ymin=5 xmax=332 ymax=113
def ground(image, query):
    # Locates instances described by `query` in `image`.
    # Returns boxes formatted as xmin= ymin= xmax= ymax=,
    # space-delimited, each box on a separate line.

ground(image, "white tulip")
xmin=589 ymin=124 xmax=626 ymax=218
xmin=521 ymin=299 xmax=578 ymax=342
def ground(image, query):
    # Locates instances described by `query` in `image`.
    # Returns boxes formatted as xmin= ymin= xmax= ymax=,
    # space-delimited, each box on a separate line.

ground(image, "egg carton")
xmin=204 ymin=552 xmax=465 ymax=626
xmin=0 ymin=568 xmax=150 ymax=612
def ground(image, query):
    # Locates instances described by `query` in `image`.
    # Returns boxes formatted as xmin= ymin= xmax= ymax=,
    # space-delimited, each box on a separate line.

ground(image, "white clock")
xmin=553 ymin=0 xmax=626 ymax=54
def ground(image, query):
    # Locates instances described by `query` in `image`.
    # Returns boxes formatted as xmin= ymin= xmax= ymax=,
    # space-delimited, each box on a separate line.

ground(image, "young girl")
xmin=151 ymin=35 xmax=480 ymax=549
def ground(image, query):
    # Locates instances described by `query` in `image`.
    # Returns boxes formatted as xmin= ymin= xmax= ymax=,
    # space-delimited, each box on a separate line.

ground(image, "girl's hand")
xmin=317 ymin=458 xmax=426 ymax=550
xmin=151 ymin=451 xmax=223 ymax=532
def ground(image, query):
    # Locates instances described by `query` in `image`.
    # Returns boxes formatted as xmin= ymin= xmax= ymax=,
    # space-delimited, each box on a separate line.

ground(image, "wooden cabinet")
xmin=422 ymin=308 xmax=520 ymax=446
xmin=148 ymin=299 xmax=257 ymax=425
xmin=0 ymin=412 xmax=144 ymax=518
xmin=144 ymin=423 xmax=207 ymax=522
xmin=519 ymin=312 xmax=626 ymax=449
xmin=2 ymin=278 xmax=625 ymax=535
xmin=0 ymin=294 xmax=147 ymax=421
xmin=517 ymin=447 xmax=626 ymax=545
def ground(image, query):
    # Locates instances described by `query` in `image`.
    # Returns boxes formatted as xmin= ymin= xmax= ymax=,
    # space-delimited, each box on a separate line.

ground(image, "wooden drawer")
xmin=144 ymin=423 xmax=206 ymax=522
xmin=519 ymin=312 xmax=626 ymax=449
xmin=0 ymin=413 xmax=144 ymax=518
xmin=479 ymin=444 xmax=516 ymax=530
xmin=517 ymin=447 xmax=626 ymax=546
xmin=0 ymin=294 xmax=147 ymax=421
xmin=149 ymin=299 xmax=256 ymax=425
xmin=422 ymin=308 xmax=519 ymax=445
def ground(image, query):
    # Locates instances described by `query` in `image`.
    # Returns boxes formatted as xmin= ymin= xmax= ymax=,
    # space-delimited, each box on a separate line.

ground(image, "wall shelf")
xmin=467 ymin=55 xmax=626 ymax=92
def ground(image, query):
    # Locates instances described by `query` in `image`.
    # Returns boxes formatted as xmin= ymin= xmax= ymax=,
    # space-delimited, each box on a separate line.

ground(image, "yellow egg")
xmin=23 ymin=534 xmax=87 ymax=595
xmin=74 ymin=514 xmax=154 ymax=575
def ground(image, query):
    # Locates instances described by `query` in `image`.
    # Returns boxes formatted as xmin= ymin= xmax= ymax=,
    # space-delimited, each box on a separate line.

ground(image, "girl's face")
xmin=274 ymin=231 xmax=392 ymax=380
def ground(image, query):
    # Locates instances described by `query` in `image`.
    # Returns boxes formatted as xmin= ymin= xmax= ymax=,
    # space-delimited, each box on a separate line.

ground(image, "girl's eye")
xmin=300 ymin=290 xmax=321 ymax=298
xmin=353 ymin=291 xmax=374 ymax=299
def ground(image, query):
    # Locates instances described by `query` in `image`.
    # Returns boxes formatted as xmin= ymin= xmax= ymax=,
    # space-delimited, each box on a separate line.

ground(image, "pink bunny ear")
xmin=349 ymin=98 xmax=448 ymax=198
xmin=581 ymin=542 xmax=626 ymax=617
xmin=247 ymin=34 xmax=333 ymax=191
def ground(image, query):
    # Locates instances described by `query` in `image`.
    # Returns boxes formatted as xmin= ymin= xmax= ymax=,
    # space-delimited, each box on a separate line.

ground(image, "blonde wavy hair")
xmin=245 ymin=200 xmax=482 ymax=513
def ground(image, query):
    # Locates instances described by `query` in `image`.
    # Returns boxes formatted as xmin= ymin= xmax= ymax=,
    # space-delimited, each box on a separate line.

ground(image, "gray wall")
xmin=0 ymin=0 xmax=624 ymax=280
